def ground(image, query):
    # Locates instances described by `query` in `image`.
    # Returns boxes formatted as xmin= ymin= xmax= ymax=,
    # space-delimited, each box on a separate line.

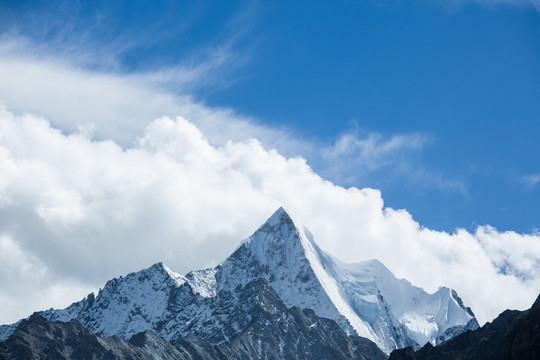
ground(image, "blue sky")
xmin=0 ymin=0 xmax=538 ymax=233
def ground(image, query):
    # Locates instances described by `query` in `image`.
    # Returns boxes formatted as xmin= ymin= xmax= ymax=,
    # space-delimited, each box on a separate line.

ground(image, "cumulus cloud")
xmin=0 ymin=106 xmax=538 ymax=327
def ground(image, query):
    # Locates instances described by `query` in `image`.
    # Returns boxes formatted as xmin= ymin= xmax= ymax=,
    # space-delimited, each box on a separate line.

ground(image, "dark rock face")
xmin=0 ymin=279 xmax=388 ymax=360
xmin=389 ymin=294 xmax=540 ymax=360
xmin=0 ymin=314 xmax=216 ymax=360
xmin=207 ymin=280 xmax=387 ymax=360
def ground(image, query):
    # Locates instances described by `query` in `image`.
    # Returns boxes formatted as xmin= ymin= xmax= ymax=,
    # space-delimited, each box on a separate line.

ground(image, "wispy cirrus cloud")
xmin=521 ymin=173 xmax=540 ymax=189
xmin=442 ymin=0 xmax=540 ymax=11
xmin=318 ymin=130 xmax=466 ymax=193
xmin=321 ymin=131 xmax=429 ymax=170
xmin=0 ymin=35 xmax=267 ymax=146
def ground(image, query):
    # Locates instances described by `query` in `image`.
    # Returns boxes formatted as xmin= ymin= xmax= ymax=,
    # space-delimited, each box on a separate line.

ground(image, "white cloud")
xmin=0 ymin=106 xmax=538 ymax=328
xmin=0 ymin=37 xmax=463 ymax=193
xmin=321 ymin=132 xmax=427 ymax=170
xmin=317 ymin=131 xmax=466 ymax=192
xmin=0 ymin=235 xmax=90 ymax=322
xmin=0 ymin=35 xmax=313 ymax=163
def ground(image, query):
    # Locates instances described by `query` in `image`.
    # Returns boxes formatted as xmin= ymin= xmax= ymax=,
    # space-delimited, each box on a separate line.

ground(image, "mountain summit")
xmin=0 ymin=207 xmax=478 ymax=354
xmin=215 ymin=207 xmax=478 ymax=353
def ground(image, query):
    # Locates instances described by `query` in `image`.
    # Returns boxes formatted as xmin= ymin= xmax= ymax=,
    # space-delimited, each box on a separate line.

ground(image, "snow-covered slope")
xmin=214 ymin=207 xmax=478 ymax=353
xmin=0 ymin=207 xmax=478 ymax=354
xmin=43 ymin=262 xmax=188 ymax=338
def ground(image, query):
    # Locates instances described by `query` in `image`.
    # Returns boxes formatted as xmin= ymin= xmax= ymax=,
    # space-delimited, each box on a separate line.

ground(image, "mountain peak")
xmin=252 ymin=207 xmax=318 ymax=250
xmin=148 ymin=261 xmax=167 ymax=273
xmin=245 ymin=206 xmax=315 ymax=263
xmin=216 ymin=206 xmax=334 ymax=319
xmin=270 ymin=205 xmax=292 ymax=219
xmin=259 ymin=206 xmax=297 ymax=229
xmin=137 ymin=262 xmax=185 ymax=286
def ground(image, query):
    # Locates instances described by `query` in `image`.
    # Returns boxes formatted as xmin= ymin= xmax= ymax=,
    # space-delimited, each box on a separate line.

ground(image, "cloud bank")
xmin=0 ymin=106 xmax=538 ymax=327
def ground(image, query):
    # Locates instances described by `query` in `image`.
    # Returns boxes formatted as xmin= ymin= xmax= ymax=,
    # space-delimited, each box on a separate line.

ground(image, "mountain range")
xmin=0 ymin=279 xmax=387 ymax=360
xmin=0 ymin=207 xmax=479 ymax=358
xmin=2 ymin=282 xmax=539 ymax=359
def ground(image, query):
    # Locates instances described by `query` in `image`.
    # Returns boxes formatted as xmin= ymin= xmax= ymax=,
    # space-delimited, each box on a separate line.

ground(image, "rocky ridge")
xmin=0 ymin=278 xmax=387 ymax=360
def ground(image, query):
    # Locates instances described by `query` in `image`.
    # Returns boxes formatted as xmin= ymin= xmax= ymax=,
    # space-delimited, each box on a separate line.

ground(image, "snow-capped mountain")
xmin=0 ymin=207 xmax=478 ymax=354
xmin=214 ymin=207 xmax=478 ymax=353
xmin=0 ymin=279 xmax=387 ymax=360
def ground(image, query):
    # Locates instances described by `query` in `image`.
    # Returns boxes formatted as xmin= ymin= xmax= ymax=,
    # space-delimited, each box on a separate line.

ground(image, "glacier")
xmin=0 ymin=207 xmax=478 ymax=354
